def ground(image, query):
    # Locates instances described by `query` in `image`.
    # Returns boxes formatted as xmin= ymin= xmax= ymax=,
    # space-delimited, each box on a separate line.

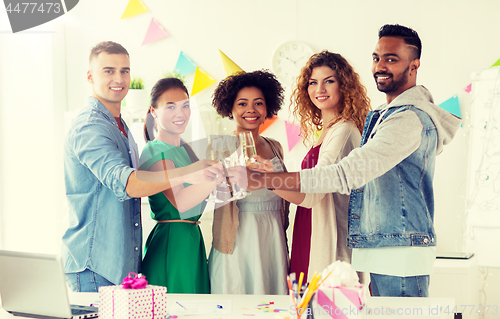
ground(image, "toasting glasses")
xmin=205 ymin=136 xmax=224 ymax=204
xmin=206 ymin=132 xmax=256 ymax=202
xmin=225 ymin=131 xmax=256 ymax=200
xmin=237 ymin=131 xmax=257 ymax=164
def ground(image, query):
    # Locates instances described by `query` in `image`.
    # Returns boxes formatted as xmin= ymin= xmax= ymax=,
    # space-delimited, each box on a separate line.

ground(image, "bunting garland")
xmin=191 ymin=67 xmax=216 ymax=96
xmin=120 ymin=1 xmax=500 ymax=139
xmin=285 ymin=121 xmax=301 ymax=151
xmin=175 ymin=51 xmax=198 ymax=75
xmin=314 ymin=129 xmax=322 ymax=140
xmin=121 ymin=0 xmax=149 ymax=19
xmin=464 ymin=83 xmax=472 ymax=94
xmin=259 ymin=116 xmax=278 ymax=134
xmin=439 ymin=95 xmax=461 ymax=118
xmin=142 ymin=18 xmax=169 ymax=45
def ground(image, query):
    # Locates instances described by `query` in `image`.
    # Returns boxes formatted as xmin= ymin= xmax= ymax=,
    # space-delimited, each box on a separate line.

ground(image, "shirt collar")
xmin=87 ymin=96 xmax=118 ymax=124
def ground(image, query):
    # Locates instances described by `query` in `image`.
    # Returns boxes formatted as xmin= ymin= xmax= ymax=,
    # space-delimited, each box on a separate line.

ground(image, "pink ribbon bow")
xmin=121 ymin=272 xmax=148 ymax=289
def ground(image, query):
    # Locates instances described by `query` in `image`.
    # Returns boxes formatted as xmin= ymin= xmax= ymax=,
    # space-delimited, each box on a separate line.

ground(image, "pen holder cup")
xmin=291 ymin=292 xmax=315 ymax=319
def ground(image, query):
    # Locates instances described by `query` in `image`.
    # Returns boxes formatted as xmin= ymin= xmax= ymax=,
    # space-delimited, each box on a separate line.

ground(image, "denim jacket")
xmin=347 ymin=106 xmax=437 ymax=248
xmin=62 ymin=97 xmax=142 ymax=285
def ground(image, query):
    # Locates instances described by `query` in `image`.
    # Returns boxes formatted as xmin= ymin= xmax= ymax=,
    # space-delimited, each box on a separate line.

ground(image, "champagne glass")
xmin=225 ymin=131 xmax=256 ymax=200
xmin=213 ymin=136 xmax=230 ymax=188
xmin=223 ymin=137 xmax=248 ymax=201
xmin=238 ymin=131 xmax=257 ymax=164
xmin=205 ymin=136 xmax=224 ymax=204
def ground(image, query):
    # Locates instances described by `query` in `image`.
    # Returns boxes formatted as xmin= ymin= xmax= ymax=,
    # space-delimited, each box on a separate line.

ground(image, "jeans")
xmin=370 ymin=273 xmax=429 ymax=297
xmin=66 ymin=269 xmax=114 ymax=292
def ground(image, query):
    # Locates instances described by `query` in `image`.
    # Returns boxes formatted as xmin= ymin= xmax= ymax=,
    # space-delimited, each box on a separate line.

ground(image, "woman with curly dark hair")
xmin=273 ymin=50 xmax=370 ymax=282
xmin=208 ymin=70 xmax=290 ymax=295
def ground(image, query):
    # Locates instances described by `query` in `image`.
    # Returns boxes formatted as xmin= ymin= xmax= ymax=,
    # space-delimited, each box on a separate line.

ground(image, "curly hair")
xmin=291 ymin=50 xmax=371 ymax=145
xmin=212 ymin=70 xmax=284 ymax=119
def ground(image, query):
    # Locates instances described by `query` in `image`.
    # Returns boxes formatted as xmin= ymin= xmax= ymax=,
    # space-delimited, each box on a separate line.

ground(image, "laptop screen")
xmin=0 ymin=250 xmax=74 ymax=318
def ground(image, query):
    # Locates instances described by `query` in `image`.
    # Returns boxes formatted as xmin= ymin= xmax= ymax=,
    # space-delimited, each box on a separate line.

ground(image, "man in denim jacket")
xmin=63 ymin=41 xmax=221 ymax=292
xmin=246 ymin=25 xmax=461 ymax=296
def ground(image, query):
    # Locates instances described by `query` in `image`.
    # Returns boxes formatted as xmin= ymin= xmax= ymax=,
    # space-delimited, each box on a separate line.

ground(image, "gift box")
xmin=292 ymin=261 xmax=366 ymax=319
xmin=98 ymin=273 xmax=167 ymax=319
xmin=311 ymin=285 xmax=365 ymax=319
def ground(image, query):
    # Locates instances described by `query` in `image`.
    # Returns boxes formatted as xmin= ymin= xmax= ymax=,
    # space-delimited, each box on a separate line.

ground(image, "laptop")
xmin=436 ymin=252 xmax=474 ymax=259
xmin=0 ymin=250 xmax=98 ymax=319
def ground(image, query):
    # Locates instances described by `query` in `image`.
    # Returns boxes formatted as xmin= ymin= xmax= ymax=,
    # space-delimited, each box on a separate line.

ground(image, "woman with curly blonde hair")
xmin=274 ymin=50 xmax=370 ymax=281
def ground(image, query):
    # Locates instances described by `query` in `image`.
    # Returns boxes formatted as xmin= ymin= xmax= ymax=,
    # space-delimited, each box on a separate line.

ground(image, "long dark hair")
xmin=143 ymin=77 xmax=198 ymax=162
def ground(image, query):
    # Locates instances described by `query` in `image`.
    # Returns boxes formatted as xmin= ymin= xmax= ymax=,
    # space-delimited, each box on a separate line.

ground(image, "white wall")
xmin=0 ymin=14 xmax=67 ymax=253
xmin=58 ymin=0 xmax=500 ymax=254
xmin=1 ymin=0 xmax=500 ymax=312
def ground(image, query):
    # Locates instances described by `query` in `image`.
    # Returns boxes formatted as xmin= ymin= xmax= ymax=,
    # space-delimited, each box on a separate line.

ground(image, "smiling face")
xmin=307 ymin=65 xmax=342 ymax=119
xmin=87 ymin=52 xmax=130 ymax=115
xmin=231 ymin=86 xmax=267 ymax=133
xmin=372 ymin=36 xmax=420 ymax=104
xmin=150 ymin=88 xmax=190 ymax=145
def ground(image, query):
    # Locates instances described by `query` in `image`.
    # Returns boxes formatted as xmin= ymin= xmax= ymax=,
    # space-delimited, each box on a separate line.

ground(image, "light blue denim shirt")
xmin=62 ymin=97 xmax=142 ymax=285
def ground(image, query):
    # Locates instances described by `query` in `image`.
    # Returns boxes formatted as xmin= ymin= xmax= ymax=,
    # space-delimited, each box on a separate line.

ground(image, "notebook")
xmin=0 ymin=250 xmax=98 ymax=319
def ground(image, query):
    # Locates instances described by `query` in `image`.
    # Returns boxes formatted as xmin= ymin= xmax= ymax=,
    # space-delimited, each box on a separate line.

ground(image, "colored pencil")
xmin=298 ymin=272 xmax=321 ymax=310
xmin=298 ymin=272 xmax=304 ymax=296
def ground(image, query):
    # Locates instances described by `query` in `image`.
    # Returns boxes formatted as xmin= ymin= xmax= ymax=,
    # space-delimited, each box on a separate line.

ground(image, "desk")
xmin=430 ymin=257 xmax=479 ymax=307
xmin=1 ymin=292 xmax=455 ymax=319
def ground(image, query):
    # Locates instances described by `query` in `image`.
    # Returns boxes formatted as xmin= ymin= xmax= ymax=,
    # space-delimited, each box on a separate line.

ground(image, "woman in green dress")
xmin=139 ymin=77 xmax=223 ymax=293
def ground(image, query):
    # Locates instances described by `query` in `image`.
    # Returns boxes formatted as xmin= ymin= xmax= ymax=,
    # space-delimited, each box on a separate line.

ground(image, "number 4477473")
xmin=443 ymin=305 xmax=498 ymax=316
xmin=5 ymin=2 xmax=61 ymax=14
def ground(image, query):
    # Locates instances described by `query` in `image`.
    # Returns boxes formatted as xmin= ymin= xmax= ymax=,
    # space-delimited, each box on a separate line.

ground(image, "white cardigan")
xmin=299 ymin=120 xmax=361 ymax=282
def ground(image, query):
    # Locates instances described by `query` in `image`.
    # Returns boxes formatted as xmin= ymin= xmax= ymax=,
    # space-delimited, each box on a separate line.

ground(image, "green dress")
xmin=139 ymin=140 xmax=210 ymax=293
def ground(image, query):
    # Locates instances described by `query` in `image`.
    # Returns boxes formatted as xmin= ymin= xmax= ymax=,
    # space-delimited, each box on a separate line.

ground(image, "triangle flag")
xmin=142 ymin=18 xmax=169 ymax=45
xmin=314 ymin=129 xmax=322 ymax=140
xmin=492 ymin=58 xmax=500 ymax=67
xmin=175 ymin=51 xmax=198 ymax=75
xmin=219 ymin=50 xmax=244 ymax=76
xmin=259 ymin=116 xmax=278 ymax=134
xmin=121 ymin=0 xmax=149 ymax=19
xmin=439 ymin=95 xmax=461 ymax=117
xmin=464 ymin=83 xmax=472 ymax=94
xmin=285 ymin=120 xmax=301 ymax=151
xmin=191 ymin=67 xmax=216 ymax=96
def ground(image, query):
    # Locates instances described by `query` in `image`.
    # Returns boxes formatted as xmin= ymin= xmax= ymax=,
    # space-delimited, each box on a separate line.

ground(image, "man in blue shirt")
xmin=63 ymin=41 xmax=220 ymax=292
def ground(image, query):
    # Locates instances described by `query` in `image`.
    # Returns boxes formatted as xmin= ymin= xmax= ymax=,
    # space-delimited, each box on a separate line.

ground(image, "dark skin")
xmin=226 ymin=87 xmax=288 ymax=190
xmin=372 ymin=36 xmax=420 ymax=104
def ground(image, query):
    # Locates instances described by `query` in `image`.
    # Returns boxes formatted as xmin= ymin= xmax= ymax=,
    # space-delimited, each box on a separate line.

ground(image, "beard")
xmin=374 ymin=65 xmax=410 ymax=94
